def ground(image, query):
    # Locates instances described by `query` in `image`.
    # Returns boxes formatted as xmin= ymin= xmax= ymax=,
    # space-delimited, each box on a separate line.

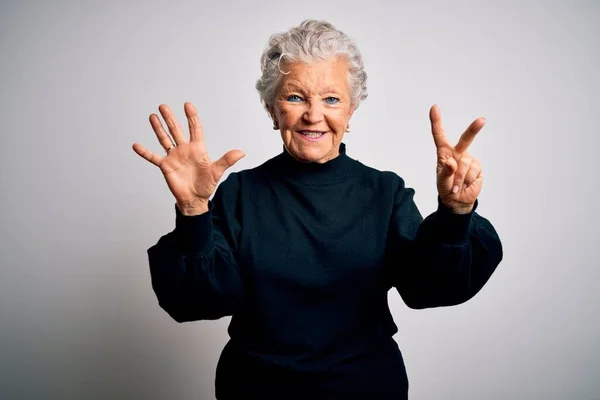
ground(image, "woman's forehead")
xmin=279 ymin=58 xmax=350 ymax=93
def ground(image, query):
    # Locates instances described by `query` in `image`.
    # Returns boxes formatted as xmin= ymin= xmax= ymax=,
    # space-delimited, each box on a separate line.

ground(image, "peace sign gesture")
xmin=132 ymin=102 xmax=245 ymax=216
xmin=429 ymin=105 xmax=485 ymax=214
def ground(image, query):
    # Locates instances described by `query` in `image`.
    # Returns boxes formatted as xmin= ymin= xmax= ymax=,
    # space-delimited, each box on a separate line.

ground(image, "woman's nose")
xmin=303 ymin=101 xmax=324 ymax=124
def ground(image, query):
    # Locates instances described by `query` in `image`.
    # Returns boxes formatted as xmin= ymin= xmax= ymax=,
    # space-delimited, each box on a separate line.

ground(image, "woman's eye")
xmin=324 ymin=97 xmax=340 ymax=105
xmin=287 ymin=95 xmax=303 ymax=102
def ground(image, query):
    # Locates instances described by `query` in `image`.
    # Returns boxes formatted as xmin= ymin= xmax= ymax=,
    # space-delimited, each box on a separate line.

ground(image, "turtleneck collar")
xmin=272 ymin=142 xmax=354 ymax=186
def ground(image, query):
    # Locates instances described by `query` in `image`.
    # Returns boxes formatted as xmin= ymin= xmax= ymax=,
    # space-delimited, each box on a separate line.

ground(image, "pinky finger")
xmin=132 ymin=143 xmax=164 ymax=167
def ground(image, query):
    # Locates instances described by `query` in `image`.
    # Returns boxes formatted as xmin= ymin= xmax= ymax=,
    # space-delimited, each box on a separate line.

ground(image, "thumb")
xmin=438 ymin=157 xmax=457 ymax=181
xmin=214 ymin=149 xmax=245 ymax=176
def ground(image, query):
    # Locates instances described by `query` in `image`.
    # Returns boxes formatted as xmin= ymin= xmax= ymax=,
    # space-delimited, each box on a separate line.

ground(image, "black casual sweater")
xmin=147 ymin=143 xmax=503 ymax=399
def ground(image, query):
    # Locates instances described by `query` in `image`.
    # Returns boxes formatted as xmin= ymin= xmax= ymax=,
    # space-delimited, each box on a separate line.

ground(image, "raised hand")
xmin=132 ymin=102 xmax=245 ymax=215
xmin=429 ymin=105 xmax=485 ymax=214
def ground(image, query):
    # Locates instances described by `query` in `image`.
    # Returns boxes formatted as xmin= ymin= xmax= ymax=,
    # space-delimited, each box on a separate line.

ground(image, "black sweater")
xmin=147 ymin=143 xmax=503 ymax=399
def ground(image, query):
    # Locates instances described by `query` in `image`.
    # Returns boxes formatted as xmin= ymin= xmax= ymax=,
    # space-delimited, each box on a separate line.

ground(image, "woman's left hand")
xmin=429 ymin=105 xmax=485 ymax=214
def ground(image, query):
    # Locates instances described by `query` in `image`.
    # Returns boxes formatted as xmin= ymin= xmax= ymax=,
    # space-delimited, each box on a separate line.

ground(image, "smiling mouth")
xmin=297 ymin=130 xmax=326 ymax=138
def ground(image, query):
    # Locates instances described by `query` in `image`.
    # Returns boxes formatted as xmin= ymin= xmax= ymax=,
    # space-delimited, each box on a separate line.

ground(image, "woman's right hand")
xmin=132 ymin=102 xmax=245 ymax=216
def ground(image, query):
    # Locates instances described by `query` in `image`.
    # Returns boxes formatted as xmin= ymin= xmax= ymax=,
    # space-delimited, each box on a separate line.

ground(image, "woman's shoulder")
xmin=214 ymin=154 xmax=280 ymax=191
xmin=350 ymin=158 xmax=409 ymax=190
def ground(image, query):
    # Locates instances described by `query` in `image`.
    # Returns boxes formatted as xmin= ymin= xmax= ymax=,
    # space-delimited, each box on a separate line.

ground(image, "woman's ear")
xmin=266 ymin=105 xmax=279 ymax=130
xmin=345 ymin=105 xmax=356 ymax=132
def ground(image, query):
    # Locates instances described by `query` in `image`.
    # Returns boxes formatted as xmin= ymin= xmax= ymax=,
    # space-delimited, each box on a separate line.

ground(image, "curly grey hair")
xmin=255 ymin=19 xmax=368 ymax=112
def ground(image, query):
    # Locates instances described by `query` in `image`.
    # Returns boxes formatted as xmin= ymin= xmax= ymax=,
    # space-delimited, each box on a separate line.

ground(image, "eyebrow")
xmin=280 ymin=83 xmax=343 ymax=94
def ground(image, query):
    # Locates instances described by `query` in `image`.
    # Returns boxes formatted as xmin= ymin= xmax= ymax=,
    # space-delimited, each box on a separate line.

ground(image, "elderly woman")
xmin=133 ymin=20 xmax=502 ymax=399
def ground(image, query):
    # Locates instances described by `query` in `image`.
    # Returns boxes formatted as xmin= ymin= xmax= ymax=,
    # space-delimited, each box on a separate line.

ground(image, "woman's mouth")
xmin=297 ymin=130 xmax=326 ymax=142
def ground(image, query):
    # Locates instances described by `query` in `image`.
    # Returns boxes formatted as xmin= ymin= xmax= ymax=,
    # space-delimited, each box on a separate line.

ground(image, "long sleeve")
xmin=147 ymin=174 xmax=244 ymax=322
xmin=387 ymin=176 xmax=503 ymax=309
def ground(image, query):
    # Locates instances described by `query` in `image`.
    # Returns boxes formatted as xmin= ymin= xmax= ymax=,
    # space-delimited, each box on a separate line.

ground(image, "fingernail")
xmin=452 ymin=185 xmax=459 ymax=193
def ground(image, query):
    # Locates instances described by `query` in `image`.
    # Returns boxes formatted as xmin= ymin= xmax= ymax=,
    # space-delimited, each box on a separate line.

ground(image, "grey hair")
xmin=255 ymin=19 xmax=368 ymax=112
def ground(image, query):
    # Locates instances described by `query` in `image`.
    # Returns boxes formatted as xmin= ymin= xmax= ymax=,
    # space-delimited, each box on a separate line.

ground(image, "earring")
xmin=345 ymin=124 xmax=350 ymax=133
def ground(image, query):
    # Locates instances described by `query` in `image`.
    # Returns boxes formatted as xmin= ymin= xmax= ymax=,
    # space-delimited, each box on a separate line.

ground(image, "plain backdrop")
xmin=1 ymin=1 xmax=598 ymax=399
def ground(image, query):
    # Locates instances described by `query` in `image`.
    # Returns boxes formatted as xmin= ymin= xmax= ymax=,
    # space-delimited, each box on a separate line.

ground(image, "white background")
xmin=1 ymin=0 xmax=598 ymax=399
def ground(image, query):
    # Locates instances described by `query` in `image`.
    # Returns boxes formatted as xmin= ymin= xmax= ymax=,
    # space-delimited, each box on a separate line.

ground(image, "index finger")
xmin=184 ymin=102 xmax=204 ymax=143
xmin=455 ymin=117 xmax=485 ymax=154
xmin=429 ymin=105 xmax=450 ymax=149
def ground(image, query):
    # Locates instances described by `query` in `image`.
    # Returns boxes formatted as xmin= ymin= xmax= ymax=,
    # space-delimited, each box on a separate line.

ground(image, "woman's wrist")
xmin=449 ymin=204 xmax=474 ymax=215
xmin=177 ymin=199 xmax=209 ymax=216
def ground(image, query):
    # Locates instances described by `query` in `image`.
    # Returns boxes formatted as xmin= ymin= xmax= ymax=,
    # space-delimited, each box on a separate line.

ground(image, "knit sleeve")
xmin=386 ymin=176 xmax=503 ymax=309
xmin=146 ymin=173 xmax=244 ymax=322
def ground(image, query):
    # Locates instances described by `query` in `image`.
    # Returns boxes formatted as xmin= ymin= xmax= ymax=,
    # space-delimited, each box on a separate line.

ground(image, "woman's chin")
xmin=293 ymin=148 xmax=337 ymax=164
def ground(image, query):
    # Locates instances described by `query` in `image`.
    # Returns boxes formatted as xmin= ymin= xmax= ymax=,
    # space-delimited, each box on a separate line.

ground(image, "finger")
xmin=463 ymin=172 xmax=483 ymax=199
xmin=132 ymin=142 xmax=163 ymax=167
xmin=213 ymin=150 xmax=246 ymax=179
xmin=429 ymin=105 xmax=451 ymax=149
xmin=455 ymin=117 xmax=485 ymax=154
xmin=438 ymin=157 xmax=457 ymax=181
xmin=452 ymin=156 xmax=473 ymax=194
xmin=158 ymin=104 xmax=186 ymax=145
xmin=149 ymin=113 xmax=176 ymax=151
xmin=437 ymin=157 xmax=457 ymax=197
xmin=184 ymin=102 xmax=204 ymax=143
xmin=463 ymin=160 xmax=482 ymax=188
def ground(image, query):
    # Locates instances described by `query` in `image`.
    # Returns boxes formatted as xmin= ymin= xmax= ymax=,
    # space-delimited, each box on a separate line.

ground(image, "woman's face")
xmin=269 ymin=56 xmax=355 ymax=164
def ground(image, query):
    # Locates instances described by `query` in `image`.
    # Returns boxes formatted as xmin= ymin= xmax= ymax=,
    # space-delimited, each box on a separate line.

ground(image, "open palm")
xmin=429 ymin=105 xmax=485 ymax=214
xmin=132 ymin=102 xmax=244 ymax=215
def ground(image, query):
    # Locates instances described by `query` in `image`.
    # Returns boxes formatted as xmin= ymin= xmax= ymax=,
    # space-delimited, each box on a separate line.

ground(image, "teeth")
xmin=301 ymin=131 xmax=324 ymax=138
